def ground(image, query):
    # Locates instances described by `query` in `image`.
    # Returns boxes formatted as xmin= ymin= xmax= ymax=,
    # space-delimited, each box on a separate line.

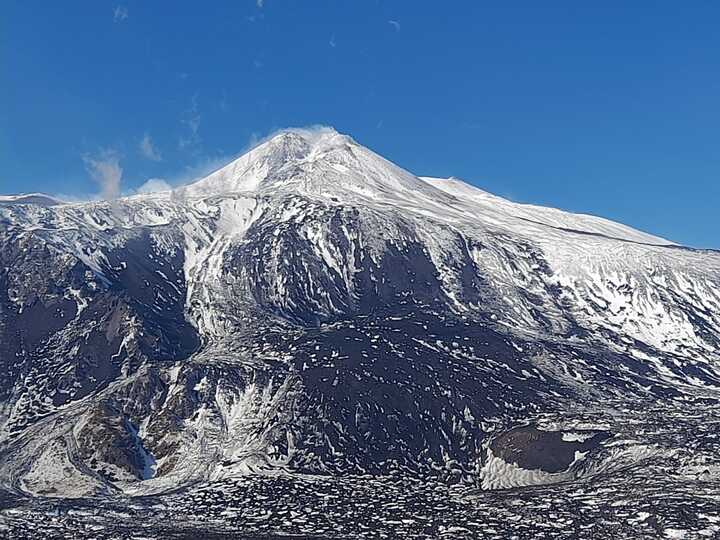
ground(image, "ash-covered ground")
xmin=3 ymin=400 xmax=719 ymax=540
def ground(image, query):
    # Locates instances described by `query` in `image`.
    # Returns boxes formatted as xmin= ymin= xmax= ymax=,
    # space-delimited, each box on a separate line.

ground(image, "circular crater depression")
xmin=481 ymin=425 xmax=612 ymax=490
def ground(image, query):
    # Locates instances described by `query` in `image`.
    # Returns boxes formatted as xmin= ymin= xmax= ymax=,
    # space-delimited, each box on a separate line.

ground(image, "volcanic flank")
xmin=1 ymin=128 xmax=719 ymax=537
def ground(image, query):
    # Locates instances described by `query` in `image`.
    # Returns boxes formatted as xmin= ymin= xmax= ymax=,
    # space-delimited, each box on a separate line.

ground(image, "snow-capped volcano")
xmin=176 ymin=127 xmax=672 ymax=246
xmin=0 ymin=128 xmax=719 ymax=508
xmin=180 ymin=128 xmax=443 ymax=203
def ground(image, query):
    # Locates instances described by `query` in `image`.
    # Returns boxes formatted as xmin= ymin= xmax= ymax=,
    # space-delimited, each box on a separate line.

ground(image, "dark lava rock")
xmin=490 ymin=425 xmax=611 ymax=473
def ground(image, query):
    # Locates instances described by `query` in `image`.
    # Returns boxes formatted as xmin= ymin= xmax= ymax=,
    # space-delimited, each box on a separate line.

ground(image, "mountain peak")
xmin=265 ymin=126 xmax=351 ymax=146
xmin=180 ymin=127 xmax=433 ymax=201
xmin=249 ymin=127 xmax=353 ymax=162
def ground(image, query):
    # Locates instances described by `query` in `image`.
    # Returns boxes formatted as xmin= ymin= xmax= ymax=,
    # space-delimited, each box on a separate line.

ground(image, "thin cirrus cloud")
xmin=113 ymin=6 xmax=128 ymax=23
xmin=179 ymin=96 xmax=202 ymax=151
xmin=83 ymin=149 xmax=123 ymax=200
xmin=388 ymin=20 xmax=401 ymax=32
xmin=136 ymin=178 xmax=173 ymax=194
xmin=139 ymin=133 xmax=162 ymax=161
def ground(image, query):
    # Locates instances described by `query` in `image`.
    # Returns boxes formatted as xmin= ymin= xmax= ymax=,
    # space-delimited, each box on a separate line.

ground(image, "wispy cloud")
xmin=156 ymin=153 xmax=239 ymax=195
xmin=388 ymin=20 xmax=401 ymax=32
xmin=179 ymin=95 xmax=201 ymax=151
xmin=219 ymin=90 xmax=229 ymax=112
xmin=136 ymin=178 xmax=172 ymax=194
xmin=83 ymin=150 xmax=123 ymax=200
xmin=76 ymin=126 xmax=340 ymax=202
xmin=113 ymin=6 xmax=128 ymax=23
xmin=256 ymin=0 xmax=265 ymax=8
xmin=329 ymin=34 xmax=336 ymax=48
xmin=139 ymin=133 xmax=162 ymax=161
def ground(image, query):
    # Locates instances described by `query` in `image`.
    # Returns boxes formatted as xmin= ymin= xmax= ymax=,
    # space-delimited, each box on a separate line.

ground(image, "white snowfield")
xmin=422 ymin=176 xmax=673 ymax=246
xmin=0 ymin=193 xmax=61 ymax=205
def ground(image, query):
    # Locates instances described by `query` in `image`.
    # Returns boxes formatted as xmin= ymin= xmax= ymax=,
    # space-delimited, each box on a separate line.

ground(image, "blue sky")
xmin=2 ymin=1 xmax=718 ymax=248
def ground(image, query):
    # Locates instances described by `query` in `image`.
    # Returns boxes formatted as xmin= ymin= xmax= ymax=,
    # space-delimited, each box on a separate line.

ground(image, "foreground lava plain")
xmin=3 ymin=399 xmax=720 ymax=539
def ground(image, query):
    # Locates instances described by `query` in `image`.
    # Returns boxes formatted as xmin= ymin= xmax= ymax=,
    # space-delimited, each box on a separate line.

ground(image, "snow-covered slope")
xmin=0 ymin=193 xmax=62 ymax=207
xmin=422 ymin=176 xmax=673 ymax=246
xmin=1 ymin=127 xmax=719 ymax=499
